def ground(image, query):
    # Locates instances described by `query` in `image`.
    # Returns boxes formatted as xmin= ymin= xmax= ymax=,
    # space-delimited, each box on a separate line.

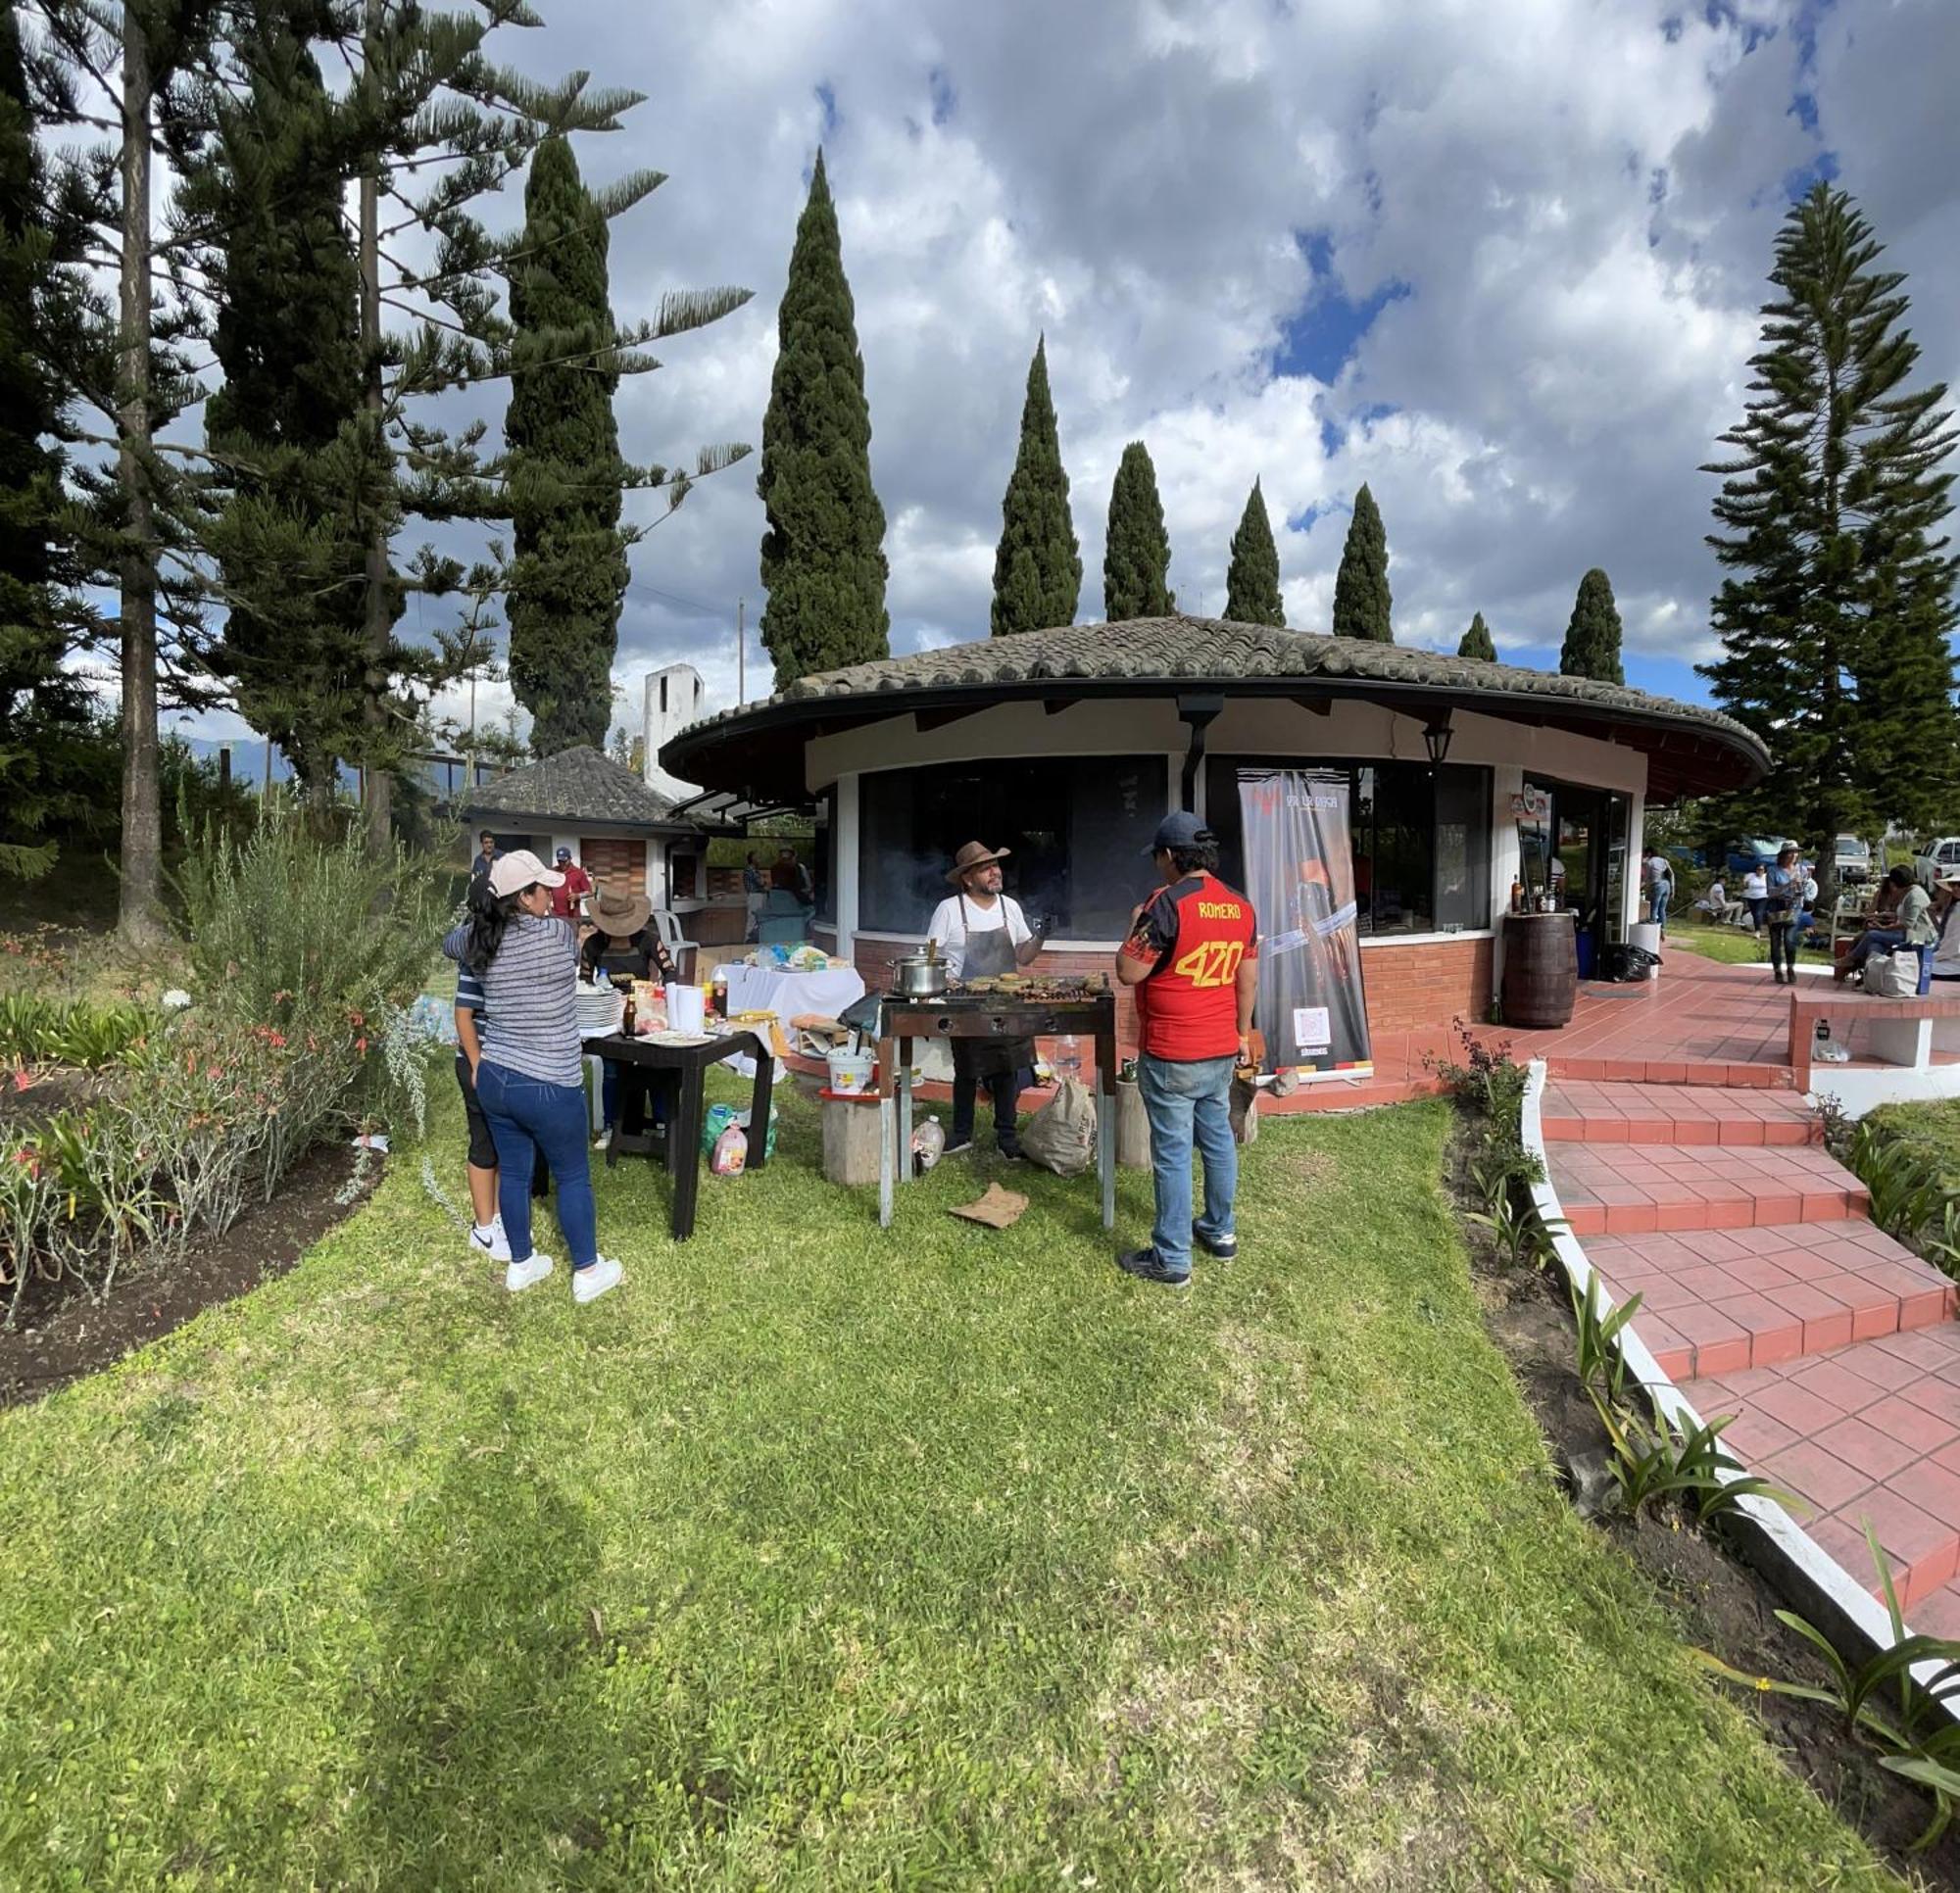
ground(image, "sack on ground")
xmin=1021 ymin=1076 xmax=1097 ymax=1177
xmin=1866 ymin=950 xmax=1921 ymax=999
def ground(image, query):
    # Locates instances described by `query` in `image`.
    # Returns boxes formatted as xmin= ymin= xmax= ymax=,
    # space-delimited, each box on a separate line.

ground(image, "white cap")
xmin=487 ymin=849 xmax=565 ymax=898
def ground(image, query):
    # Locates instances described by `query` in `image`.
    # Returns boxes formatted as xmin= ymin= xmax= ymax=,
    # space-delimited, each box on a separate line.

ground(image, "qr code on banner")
xmin=1293 ymin=1005 xmax=1330 ymax=1053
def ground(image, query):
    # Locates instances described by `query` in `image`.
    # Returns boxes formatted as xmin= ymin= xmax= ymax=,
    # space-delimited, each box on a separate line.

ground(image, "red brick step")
xmin=1542 ymin=1080 xmax=1818 ymax=1148
xmin=1550 ymin=1141 xmax=1866 ymax=1238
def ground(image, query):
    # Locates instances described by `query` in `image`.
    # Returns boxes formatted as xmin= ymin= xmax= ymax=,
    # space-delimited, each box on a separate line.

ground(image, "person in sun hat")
xmin=548 ymin=845 xmax=593 ymax=920
xmin=1113 ymin=810 xmax=1258 ymax=1290
xmin=446 ymin=848 xmax=624 ymax=1304
xmin=923 ymin=840 xmax=1051 ymax=1159
xmin=1923 ymin=869 xmax=1960 ymax=988
xmin=580 ymin=881 xmax=681 ymax=1148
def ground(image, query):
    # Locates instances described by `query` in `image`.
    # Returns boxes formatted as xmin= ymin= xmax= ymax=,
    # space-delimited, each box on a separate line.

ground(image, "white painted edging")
xmin=1518 ymin=1057 xmax=1947 ymax=1685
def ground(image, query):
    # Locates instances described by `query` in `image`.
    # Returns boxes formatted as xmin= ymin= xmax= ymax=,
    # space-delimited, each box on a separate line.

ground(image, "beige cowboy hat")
xmin=946 ymin=840 xmax=1011 ymax=886
xmin=590 ymin=882 xmax=652 ymax=939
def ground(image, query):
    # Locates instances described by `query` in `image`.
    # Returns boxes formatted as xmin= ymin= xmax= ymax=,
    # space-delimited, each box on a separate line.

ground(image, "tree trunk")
xmin=117 ymin=9 xmax=165 ymax=943
xmin=358 ymin=0 xmax=391 ymax=855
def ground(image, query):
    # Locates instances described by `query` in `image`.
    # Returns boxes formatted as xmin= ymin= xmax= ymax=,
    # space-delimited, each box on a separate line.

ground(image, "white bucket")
xmin=1629 ymin=920 xmax=1662 ymax=982
xmin=826 ymin=1048 xmax=874 ymax=1095
xmin=667 ymin=983 xmax=707 ymax=1034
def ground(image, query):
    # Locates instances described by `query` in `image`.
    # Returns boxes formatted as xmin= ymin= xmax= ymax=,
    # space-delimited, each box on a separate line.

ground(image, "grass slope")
xmin=0 ymin=1083 xmax=1896 ymax=1889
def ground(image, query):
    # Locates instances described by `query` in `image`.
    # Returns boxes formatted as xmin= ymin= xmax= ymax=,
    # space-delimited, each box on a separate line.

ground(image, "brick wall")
xmin=579 ymin=837 xmax=642 ymax=898
xmin=846 ymin=933 xmax=1487 ymax=1057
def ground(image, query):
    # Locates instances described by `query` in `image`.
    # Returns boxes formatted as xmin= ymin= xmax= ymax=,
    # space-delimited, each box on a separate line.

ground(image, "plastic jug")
xmin=911 ymin=1115 xmax=946 ymax=1175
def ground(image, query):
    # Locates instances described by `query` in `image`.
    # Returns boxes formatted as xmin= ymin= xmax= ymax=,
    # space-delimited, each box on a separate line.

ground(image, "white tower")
xmin=643 ymin=663 xmax=706 ymax=804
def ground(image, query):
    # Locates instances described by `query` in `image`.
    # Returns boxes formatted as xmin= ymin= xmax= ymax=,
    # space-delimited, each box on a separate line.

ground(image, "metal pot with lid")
xmin=892 ymin=939 xmax=949 ymax=998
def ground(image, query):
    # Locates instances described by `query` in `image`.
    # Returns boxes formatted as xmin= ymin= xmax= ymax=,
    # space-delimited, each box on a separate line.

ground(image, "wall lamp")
xmin=1422 ymin=713 xmax=1454 ymax=768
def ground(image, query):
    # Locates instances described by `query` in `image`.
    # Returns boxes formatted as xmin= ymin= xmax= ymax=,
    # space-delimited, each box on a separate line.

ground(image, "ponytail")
xmin=463 ymin=874 xmax=523 ymax=975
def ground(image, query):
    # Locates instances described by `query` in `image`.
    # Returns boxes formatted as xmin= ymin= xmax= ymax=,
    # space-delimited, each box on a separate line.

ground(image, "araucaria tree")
xmin=505 ymin=134 xmax=629 ymax=755
xmin=990 ymin=335 xmax=1079 ymax=636
xmin=1102 ymin=441 xmax=1173 ymax=619
xmin=1699 ymin=182 xmax=1959 ymax=871
xmin=1559 ymin=568 xmax=1625 ymax=685
xmin=1457 ymin=612 xmax=1494 ymax=661
xmin=759 ymin=150 xmax=888 ymax=686
xmin=1223 ymin=477 xmax=1283 ymax=626
xmin=191 ymin=8 xmax=369 ymax=813
xmin=1331 ymin=483 xmax=1391 ymax=640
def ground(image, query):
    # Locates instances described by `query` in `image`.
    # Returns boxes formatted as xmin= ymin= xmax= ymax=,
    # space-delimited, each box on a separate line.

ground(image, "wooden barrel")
xmin=1501 ymin=913 xmax=1579 ymax=1028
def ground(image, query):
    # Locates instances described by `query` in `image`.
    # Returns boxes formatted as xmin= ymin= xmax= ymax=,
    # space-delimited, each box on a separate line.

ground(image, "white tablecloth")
xmin=711 ymin=962 xmax=868 ymax=1073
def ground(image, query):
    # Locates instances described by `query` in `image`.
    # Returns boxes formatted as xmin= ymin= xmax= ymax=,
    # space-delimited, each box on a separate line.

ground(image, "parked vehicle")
xmin=1914 ymin=836 xmax=1960 ymax=887
xmin=1724 ymin=836 xmax=1792 ymax=876
xmin=1833 ymin=834 xmax=1871 ymax=884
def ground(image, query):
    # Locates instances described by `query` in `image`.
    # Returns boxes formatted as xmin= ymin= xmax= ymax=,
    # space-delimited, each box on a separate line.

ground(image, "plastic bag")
xmin=1020 ymin=1076 xmax=1097 ymax=1178
xmin=1866 ymin=950 xmax=1922 ymax=998
xmin=702 ymin=1101 xmax=778 ymax=1161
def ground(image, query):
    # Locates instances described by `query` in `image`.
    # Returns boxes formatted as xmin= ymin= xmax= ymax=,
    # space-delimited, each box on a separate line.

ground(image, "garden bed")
xmin=1450 ymin=1119 xmax=1960 ymax=1881
xmin=0 ymin=1139 xmax=376 ymax=1407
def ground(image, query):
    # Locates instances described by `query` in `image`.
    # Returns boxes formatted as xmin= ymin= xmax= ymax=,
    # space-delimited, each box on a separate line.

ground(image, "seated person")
xmin=1930 ymin=874 xmax=1960 ymax=984
xmin=1836 ymin=864 xmax=1937 ymax=989
xmin=1691 ymin=877 xmax=1744 ymax=925
xmin=581 ymin=884 xmax=680 ymax=1147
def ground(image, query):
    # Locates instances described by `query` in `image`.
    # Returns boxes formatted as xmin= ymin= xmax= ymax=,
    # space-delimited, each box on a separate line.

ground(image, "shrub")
xmin=173 ymin=812 xmax=450 ymax=1032
xmin=0 ymin=994 xmax=156 ymax=1067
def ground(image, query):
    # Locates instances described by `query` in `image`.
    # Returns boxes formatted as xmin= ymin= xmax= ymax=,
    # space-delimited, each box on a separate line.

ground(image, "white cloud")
xmin=172 ymin=0 xmax=1960 ymax=748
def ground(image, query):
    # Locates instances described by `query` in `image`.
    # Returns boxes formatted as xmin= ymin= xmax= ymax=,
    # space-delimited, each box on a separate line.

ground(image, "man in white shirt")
xmin=925 ymin=840 xmax=1050 ymax=1157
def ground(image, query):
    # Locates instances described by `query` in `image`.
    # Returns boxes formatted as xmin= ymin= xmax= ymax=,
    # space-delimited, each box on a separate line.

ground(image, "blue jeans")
xmin=1137 ymin=1051 xmax=1237 ymax=1278
xmin=1649 ymin=888 xmax=1670 ymax=928
xmin=475 ymin=1061 xmax=599 ymax=1269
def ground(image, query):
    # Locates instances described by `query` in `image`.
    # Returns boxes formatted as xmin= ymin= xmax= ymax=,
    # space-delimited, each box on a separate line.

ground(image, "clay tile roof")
xmin=667 ymin=616 xmax=1768 ymax=776
xmin=463 ymin=745 xmax=695 ymax=829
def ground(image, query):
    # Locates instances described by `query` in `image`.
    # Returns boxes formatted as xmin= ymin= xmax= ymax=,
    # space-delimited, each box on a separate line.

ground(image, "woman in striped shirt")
xmin=452 ymin=849 xmax=622 ymax=1303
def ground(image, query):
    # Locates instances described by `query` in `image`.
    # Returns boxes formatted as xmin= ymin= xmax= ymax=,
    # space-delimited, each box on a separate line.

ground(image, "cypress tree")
xmin=1559 ymin=568 xmax=1625 ymax=684
xmin=506 ymin=134 xmax=629 ymax=755
xmin=759 ymin=150 xmax=889 ymax=686
xmin=1330 ymin=482 xmax=1391 ymax=640
xmin=1102 ymin=440 xmax=1174 ymax=619
xmin=1457 ymin=612 xmax=1495 ymax=661
xmin=990 ymin=335 xmax=1079 ymax=636
xmin=1698 ymin=183 xmax=1959 ymax=871
xmin=1223 ymin=477 xmax=1283 ymax=626
xmin=193 ymin=10 xmax=368 ymax=812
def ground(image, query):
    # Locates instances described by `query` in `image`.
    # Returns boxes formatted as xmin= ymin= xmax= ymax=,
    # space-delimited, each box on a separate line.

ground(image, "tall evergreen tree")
xmin=990 ymin=334 xmax=1079 ymax=636
xmin=1223 ymin=477 xmax=1283 ymax=626
xmin=1698 ymin=183 xmax=1959 ymax=877
xmin=1457 ymin=611 xmax=1494 ymax=661
xmin=759 ymin=150 xmax=888 ymax=686
xmin=1330 ymin=482 xmax=1391 ymax=640
xmin=506 ymin=134 xmax=628 ymax=755
xmin=1102 ymin=440 xmax=1173 ymax=619
xmin=0 ymin=0 xmax=80 ymax=878
xmin=1559 ymin=568 xmax=1625 ymax=684
xmin=190 ymin=6 xmax=368 ymax=812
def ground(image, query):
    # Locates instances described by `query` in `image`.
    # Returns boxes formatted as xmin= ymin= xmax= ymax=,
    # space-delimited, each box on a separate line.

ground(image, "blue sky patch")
xmin=1274 ymin=230 xmax=1410 ymax=385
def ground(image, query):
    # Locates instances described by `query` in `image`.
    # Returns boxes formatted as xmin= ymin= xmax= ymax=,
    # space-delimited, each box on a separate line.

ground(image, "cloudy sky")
xmin=183 ymin=0 xmax=1960 ymax=754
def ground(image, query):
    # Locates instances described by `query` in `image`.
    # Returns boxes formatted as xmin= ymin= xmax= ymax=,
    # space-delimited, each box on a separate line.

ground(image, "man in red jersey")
xmin=1113 ymin=810 xmax=1258 ymax=1288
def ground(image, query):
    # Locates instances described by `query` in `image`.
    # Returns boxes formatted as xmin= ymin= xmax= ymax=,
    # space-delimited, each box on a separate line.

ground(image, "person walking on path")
xmin=1642 ymin=847 xmax=1674 ymax=936
xmin=1114 ymin=811 xmax=1258 ymax=1289
xmin=1764 ymin=844 xmax=1802 ymax=985
xmin=451 ymin=849 xmax=623 ymax=1302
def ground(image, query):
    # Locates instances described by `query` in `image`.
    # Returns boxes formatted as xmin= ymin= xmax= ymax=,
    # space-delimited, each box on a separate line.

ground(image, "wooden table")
xmin=874 ymin=991 xmax=1118 ymax=1230
xmin=582 ymin=1029 xmax=774 ymax=1240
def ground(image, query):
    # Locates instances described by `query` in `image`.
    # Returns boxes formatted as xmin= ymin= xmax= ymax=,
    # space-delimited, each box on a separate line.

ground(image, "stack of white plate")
xmin=575 ymin=984 xmax=626 ymax=1036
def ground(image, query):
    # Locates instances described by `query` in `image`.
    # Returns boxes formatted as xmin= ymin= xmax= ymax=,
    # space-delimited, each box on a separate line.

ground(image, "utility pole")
xmin=737 ymin=595 xmax=746 ymax=705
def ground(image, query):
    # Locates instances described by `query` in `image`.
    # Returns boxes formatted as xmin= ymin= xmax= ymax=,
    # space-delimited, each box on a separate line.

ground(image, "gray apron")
xmin=953 ymin=895 xmax=1035 ymax=1081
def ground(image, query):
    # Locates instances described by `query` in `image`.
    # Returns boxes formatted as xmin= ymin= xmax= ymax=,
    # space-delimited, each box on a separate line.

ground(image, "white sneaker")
xmin=593 ymin=1128 xmax=612 ymax=1150
xmin=470 ymin=1222 xmax=513 ymax=1264
xmin=505 ymin=1252 xmax=554 ymax=1293
xmin=572 ymin=1256 xmax=623 ymax=1305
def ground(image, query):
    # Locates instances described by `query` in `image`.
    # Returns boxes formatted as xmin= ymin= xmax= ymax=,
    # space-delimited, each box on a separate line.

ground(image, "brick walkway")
xmin=1538 ymin=1033 xmax=1960 ymax=1634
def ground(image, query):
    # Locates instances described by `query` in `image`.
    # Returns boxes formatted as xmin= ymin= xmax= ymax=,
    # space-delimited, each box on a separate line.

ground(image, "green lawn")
xmin=1666 ymin=911 xmax=1833 ymax=967
xmin=0 ymin=1081 xmax=1898 ymax=1888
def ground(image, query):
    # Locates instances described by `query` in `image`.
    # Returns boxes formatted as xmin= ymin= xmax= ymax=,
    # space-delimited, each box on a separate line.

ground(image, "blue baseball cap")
xmin=555 ymin=846 xmax=573 ymax=862
xmin=1148 ymin=810 xmax=1214 ymax=854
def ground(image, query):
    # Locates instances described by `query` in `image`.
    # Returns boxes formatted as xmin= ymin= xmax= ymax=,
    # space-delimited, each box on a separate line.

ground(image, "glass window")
xmin=1207 ymin=756 xmax=1493 ymax=935
xmin=858 ymin=757 xmax=1165 ymax=938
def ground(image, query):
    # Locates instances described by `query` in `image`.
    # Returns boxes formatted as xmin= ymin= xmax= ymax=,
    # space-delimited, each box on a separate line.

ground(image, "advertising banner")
xmin=1238 ymin=768 xmax=1373 ymax=1080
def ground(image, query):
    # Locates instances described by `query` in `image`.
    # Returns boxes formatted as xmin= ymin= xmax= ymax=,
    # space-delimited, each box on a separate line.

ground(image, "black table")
xmin=582 ymin=1029 xmax=774 ymax=1240
xmin=874 ymin=989 xmax=1118 ymax=1230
